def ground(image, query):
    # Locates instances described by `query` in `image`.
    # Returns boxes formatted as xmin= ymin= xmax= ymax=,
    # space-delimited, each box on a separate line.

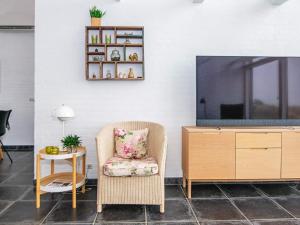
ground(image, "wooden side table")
xmin=36 ymin=147 xmax=86 ymax=209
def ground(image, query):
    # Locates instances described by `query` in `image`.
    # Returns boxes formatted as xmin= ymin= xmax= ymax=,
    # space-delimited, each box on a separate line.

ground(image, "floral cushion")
xmin=103 ymin=156 xmax=159 ymax=177
xmin=114 ymin=128 xmax=148 ymax=159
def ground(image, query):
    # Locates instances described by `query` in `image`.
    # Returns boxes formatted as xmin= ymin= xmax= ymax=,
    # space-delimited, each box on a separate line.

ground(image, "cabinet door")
xmin=188 ymin=132 xmax=235 ymax=179
xmin=282 ymin=132 xmax=300 ymax=178
xmin=236 ymin=148 xmax=281 ymax=179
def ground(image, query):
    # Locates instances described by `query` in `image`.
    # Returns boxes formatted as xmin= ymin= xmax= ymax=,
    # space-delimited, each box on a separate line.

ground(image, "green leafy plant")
xmin=61 ymin=135 xmax=82 ymax=150
xmin=89 ymin=6 xmax=106 ymax=18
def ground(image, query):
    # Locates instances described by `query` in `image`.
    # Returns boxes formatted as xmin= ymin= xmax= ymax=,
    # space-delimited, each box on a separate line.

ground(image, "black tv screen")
xmin=196 ymin=56 xmax=300 ymax=126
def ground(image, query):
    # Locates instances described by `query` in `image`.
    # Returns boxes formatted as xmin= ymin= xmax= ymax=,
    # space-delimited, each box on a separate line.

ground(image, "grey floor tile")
xmin=165 ymin=185 xmax=185 ymax=199
xmin=0 ymin=174 xmax=12 ymax=184
xmin=46 ymin=201 xmax=97 ymax=223
xmin=252 ymin=219 xmax=300 ymax=225
xmin=191 ymin=199 xmax=244 ymax=221
xmin=275 ymin=197 xmax=300 ymax=218
xmin=234 ymin=198 xmax=292 ymax=219
xmin=255 ymin=184 xmax=300 ymax=197
xmin=63 ymin=186 xmax=96 ymax=201
xmin=22 ymin=188 xmax=63 ymax=201
xmin=200 ymin=221 xmax=250 ymax=225
xmin=148 ymin=223 xmax=198 ymax=225
xmin=0 ymin=186 xmax=30 ymax=200
xmin=0 ymin=200 xmax=56 ymax=224
xmin=147 ymin=199 xmax=195 ymax=222
xmin=189 ymin=184 xmax=225 ymax=198
xmin=0 ymin=201 xmax=11 ymax=213
xmin=96 ymin=204 xmax=145 ymax=223
xmin=219 ymin=184 xmax=262 ymax=198
xmin=1 ymin=173 xmax=33 ymax=185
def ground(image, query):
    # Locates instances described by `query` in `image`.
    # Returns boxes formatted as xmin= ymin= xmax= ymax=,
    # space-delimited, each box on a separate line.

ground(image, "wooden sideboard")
xmin=182 ymin=126 xmax=300 ymax=198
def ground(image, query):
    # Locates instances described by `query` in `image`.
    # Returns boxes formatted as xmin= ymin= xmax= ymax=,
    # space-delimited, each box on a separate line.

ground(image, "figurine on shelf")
xmin=124 ymin=32 xmax=134 ymax=36
xmin=92 ymin=73 xmax=97 ymax=79
xmin=111 ymin=49 xmax=121 ymax=61
xmin=129 ymin=53 xmax=139 ymax=62
xmin=122 ymin=73 xmax=127 ymax=79
xmin=95 ymin=48 xmax=99 ymax=52
xmin=124 ymin=37 xmax=131 ymax=44
xmin=91 ymin=35 xmax=99 ymax=44
xmin=128 ymin=68 xmax=135 ymax=79
xmin=106 ymin=70 xmax=112 ymax=79
xmin=118 ymin=72 xmax=122 ymax=79
xmin=105 ymin=34 xmax=112 ymax=44
xmin=92 ymin=56 xmax=100 ymax=62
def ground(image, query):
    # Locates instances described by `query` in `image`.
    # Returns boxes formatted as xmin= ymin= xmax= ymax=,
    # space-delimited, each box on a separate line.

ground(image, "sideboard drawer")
xmin=236 ymin=133 xmax=281 ymax=149
xmin=236 ymin=148 xmax=281 ymax=179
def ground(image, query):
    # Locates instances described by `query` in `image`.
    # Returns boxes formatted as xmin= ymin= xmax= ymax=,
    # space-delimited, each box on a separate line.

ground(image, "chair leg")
xmin=160 ymin=203 xmax=165 ymax=213
xmin=0 ymin=140 xmax=12 ymax=164
xmin=97 ymin=204 xmax=102 ymax=213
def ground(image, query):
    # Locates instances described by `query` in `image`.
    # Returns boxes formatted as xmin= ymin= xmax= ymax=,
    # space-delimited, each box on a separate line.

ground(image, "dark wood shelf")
xmin=116 ymin=35 xmax=143 ymax=39
xmin=88 ymin=43 xmax=143 ymax=47
xmin=87 ymin=52 xmax=105 ymax=55
xmin=87 ymin=78 xmax=144 ymax=81
xmin=86 ymin=26 xmax=143 ymax=31
xmin=85 ymin=26 xmax=145 ymax=80
xmin=87 ymin=61 xmax=143 ymax=64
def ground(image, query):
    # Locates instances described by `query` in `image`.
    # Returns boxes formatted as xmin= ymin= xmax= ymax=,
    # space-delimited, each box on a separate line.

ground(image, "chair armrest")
xmin=151 ymin=133 xmax=168 ymax=177
xmin=96 ymin=127 xmax=114 ymax=173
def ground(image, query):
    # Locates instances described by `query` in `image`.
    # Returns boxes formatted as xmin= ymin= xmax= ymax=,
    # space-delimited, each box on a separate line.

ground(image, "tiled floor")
xmin=1 ymin=152 xmax=300 ymax=225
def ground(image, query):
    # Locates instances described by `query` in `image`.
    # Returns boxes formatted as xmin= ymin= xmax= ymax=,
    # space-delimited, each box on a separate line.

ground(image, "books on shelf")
xmin=47 ymin=179 xmax=72 ymax=187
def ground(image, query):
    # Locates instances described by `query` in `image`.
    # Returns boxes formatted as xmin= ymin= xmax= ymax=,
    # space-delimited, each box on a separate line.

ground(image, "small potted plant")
xmin=61 ymin=135 xmax=82 ymax=153
xmin=89 ymin=6 xmax=106 ymax=26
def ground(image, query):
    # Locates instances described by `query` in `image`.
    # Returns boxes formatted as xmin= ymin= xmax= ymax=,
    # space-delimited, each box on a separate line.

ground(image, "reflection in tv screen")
xmin=196 ymin=56 xmax=300 ymax=121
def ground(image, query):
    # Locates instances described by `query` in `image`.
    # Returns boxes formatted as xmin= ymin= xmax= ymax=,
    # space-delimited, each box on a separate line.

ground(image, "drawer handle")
xmin=250 ymin=148 xmax=269 ymax=150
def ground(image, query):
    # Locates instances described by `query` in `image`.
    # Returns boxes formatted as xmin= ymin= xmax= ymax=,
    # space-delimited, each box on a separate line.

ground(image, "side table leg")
xmin=36 ymin=154 xmax=41 ymax=208
xmin=51 ymin=160 xmax=54 ymax=175
xmin=72 ymin=155 xmax=77 ymax=209
xmin=82 ymin=155 xmax=86 ymax=193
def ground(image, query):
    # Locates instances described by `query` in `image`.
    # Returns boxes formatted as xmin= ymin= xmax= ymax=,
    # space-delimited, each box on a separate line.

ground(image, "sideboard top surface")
xmin=182 ymin=126 xmax=300 ymax=133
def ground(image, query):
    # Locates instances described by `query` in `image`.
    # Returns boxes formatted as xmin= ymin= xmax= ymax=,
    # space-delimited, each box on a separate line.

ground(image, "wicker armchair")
xmin=96 ymin=121 xmax=167 ymax=213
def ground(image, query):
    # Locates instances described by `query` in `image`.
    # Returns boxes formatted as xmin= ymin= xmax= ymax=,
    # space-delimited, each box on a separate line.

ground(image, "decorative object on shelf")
xmin=91 ymin=35 xmax=99 ymax=44
xmin=118 ymin=72 xmax=122 ymax=79
xmin=124 ymin=32 xmax=134 ymax=36
xmin=55 ymin=105 xmax=75 ymax=137
xmin=45 ymin=146 xmax=60 ymax=155
xmin=90 ymin=6 xmax=106 ymax=26
xmin=122 ymin=73 xmax=127 ymax=79
xmin=105 ymin=35 xmax=112 ymax=44
xmin=106 ymin=70 xmax=112 ymax=79
xmin=124 ymin=37 xmax=131 ymax=44
xmin=95 ymin=49 xmax=99 ymax=52
xmin=129 ymin=53 xmax=139 ymax=62
xmin=92 ymin=73 xmax=97 ymax=79
xmin=111 ymin=49 xmax=121 ymax=61
xmin=61 ymin=135 xmax=82 ymax=153
xmin=128 ymin=68 xmax=135 ymax=79
xmin=92 ymin=56 xmax=100 ymax=62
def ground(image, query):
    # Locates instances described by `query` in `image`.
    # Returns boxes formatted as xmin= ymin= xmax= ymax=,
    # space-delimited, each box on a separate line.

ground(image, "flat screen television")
xmin=196 ymin=56 xmax=300 ymax=126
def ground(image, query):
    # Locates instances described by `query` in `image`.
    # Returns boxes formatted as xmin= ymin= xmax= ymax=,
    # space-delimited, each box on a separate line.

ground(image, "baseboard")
xmin=32 ymin=177 xmax=183 ymax=186
xmin=4 ymin=145 xmax=34 ymax=151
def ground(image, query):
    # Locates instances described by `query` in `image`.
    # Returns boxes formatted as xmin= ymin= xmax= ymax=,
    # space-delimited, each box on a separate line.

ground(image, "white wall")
xmin=35 ymin=0 xmax=300 ymax=178
xmin=0 ymin=30 xmax=34 ymax=145
xmin=0 ymin=0 xmax=34 ymax=26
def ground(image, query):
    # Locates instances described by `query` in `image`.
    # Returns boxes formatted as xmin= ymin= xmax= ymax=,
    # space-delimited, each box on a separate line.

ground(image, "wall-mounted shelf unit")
xmin=85 ymin=26 xmax=145 ymax=81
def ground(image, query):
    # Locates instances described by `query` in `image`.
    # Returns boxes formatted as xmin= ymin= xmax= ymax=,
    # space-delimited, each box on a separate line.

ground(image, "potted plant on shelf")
xmin=89 ymin=6 xmax=106 ymax=26
xmin=61 ymin=135 xmax=82 ymax=153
